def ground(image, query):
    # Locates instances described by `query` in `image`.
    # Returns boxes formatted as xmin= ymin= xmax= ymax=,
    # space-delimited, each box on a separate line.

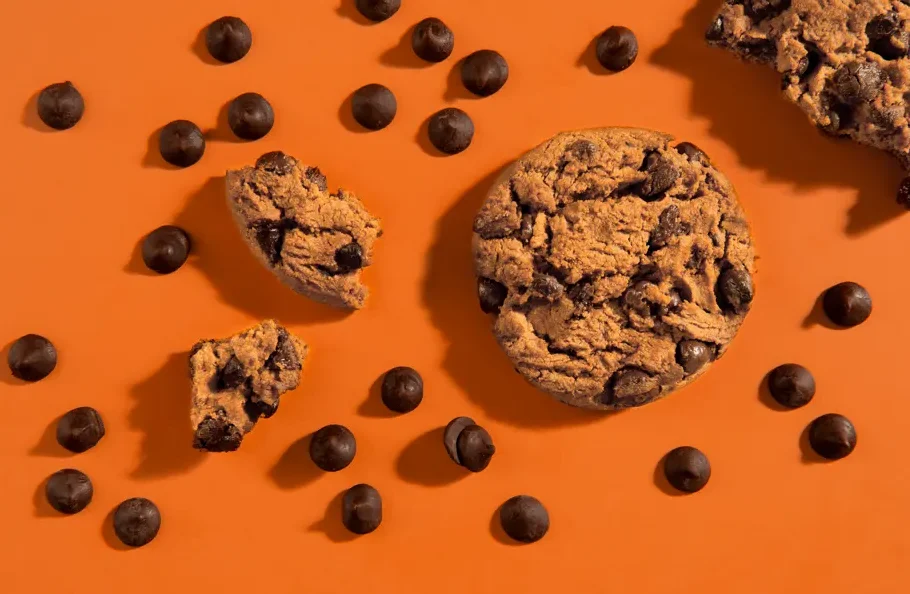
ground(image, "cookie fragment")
xmin=189 ymin=320 xmax=307 ymax=452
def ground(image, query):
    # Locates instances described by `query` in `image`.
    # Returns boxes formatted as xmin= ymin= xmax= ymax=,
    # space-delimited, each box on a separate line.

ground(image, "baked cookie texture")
xmin=189 ymin=320 xmax=307 ymax=452
xmin=707 ymin=0 xmax=910 ymax=168
xmin=226 ymin=151 xmax=382 ymax=310
xmin=472 ymin=128 xmax=755 ymax=411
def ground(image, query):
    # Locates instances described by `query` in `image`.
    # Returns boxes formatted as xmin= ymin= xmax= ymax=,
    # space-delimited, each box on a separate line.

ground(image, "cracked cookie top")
xmin=226 ymin=151 xmax=382 ymax=310
xmin=472 ymin=128 xmax=755 ymax=411
xmin=189 ymin=319 xmax=308 ymax=452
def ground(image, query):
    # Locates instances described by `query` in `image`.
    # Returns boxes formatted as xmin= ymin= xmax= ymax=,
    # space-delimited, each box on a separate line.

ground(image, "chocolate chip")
xmin=113 ymin=498 xmax=161 ymax=548
xmin=623 ymin=281 xmax=654 ymax=316
xmin=897 ymin=176 xmax=910 ymax=209
xmin=676 ymin=340 xmax=713 ymax=374
xmin=412 ymin=17 xmax=454 ymax=62
xmin=37 ymin=82 xmax=84 ymax=130
xmin=518 ymin=214 xmax=535 ymax=242
xmin=461 ymin=50 xmax=509 ymax=97
xmin=193 ymin=416 xmax=243 ymax=452
xmin=822 ymin=282 xmax=872 ymax=327
xmin=45 ymin=469 xmax=93 ymax=514
xmin=603 ymin=367 xmax=660 ymax=408
xmin=428 ymin=107 xmax=474 ymax=155
xmin=715 ymin=266 xmax=754 ymax=314
xmin=705 ymin=16 xmax=725 ymax=42
xmin=217 ymin=357 xmax=246 ymax=391
xmin=832 ymin=62 xmax=883 ymax=104
xmin=744 ymin=0 xmax=791 ymax=20
xmin=650 ymin=205 xmax=681 ymax=250
xmin=351 ymin=83 xmax=397 ymax=130
xmin=478 ymin=277 xmax=508 ymax=314
xmin=767 ymin=363 xmax=815 ymax=408
xmin=565 ymin=139 xmax=598 ymax=160
xmin=381 ymin=366 xmax=423 ymax=413
xmin=866 ymin=13 xmax=908 ymax=60
xmin=205 ymin=16 xmax=252 ymax=63
xmin=252 ymin=220 xmax=284 ymax=264
xmin=245 ymin=396 xmax=277 ymax=421
xmin=305 ymin=167 xmax=328 ymax=191
xmin=663 ymin=446 xmax=711 ymax=493
xmin=499 ymin=495 xmax=549 ymax=543
xmin=808 ymin=413 xmax=857 ymax=460
xmin=735 ymin=38 xmax=777 ymax=63
xmin=268 ymin=329 xmax=302 ymax=371
xmin=309 ymin=424 xmax=356 ymax=472
xmin=8 ymin=334 xmax=57 ymax=382
xmin=142 ymin=225 xmax=191 ymax=274
xmin=639 ymin=153 xmax=679 ymax=198
xmin=866 ymin=13 xmax=899 ymax=38
xmin=595 ymin=26 xmax=639 ymax=72
xmin=158 ymin=120 xmax=205 ymax=167
xmin=56 ymin=407 xmax=105 ymax=453
xmin=532 ymin=274 xmax=564 ymax=301
xmin=256 ymin=151 xmax=297 ymax=175
xmin=820 ymin=98 xmax=854 ymax=135
xmin=793 ymin=46 xmax=822 ymax=81
xmin=335 ymin=242 xmax=364 ymax=273
xmin=228 ymin=92 xmax=274 ymax=140
xmin=356 ymin=0 xmax=400 ymax=22
xmin=675 ymin=142 xmax=709 ymax=165
xmin=342 ymin=484 xmax=382 ymax=534
xmin=443 ymin=416 xmax=475 ymax=464
xmin=455 ymin=425 xmax=495 ymax=472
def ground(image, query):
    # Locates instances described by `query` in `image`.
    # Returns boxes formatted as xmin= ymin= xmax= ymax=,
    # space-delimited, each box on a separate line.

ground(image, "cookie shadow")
xmin=801 ymin=292 xmax=839 ymax=330
xmin=422 ymin=165 xmax=609 ymax=428
xmin=395 ymin=428 xmax=467 ymax=486
xmin=142 ymin=128 xmax=180 ymax=170
xmin=652 ymin=455 xmax=688 ymax=497
xmin=172 ymin=176 xmax=351 ymax=324
xmin=192 ymin=26 xmax=222 ymax=66
xmin=357 ymin=374 xmax=397 ymax=418
xmin=21 ymin=89 xmax=55 ymax=133
xmin=32 ymin=476 xmax=58 ymax=518
xmin=379 ymin=25 xmax=430 ymax=69
xmin=128 ymin=352 xmax=206 ymax=479
xmin=101 ymin=506 xmax=132 ymax=551
xmin=443 ymin=58 xmax=480 ymax=102
xmin=268 ymin=434 xmax=323 ymax=490
xmin=335 ymin=0 xmax=373 ymax=26
xmin=29 ymin=416 xmax=72 ymax=457
xmin=338 ymin=91 xmax=373 ymax=134
xmin=799 ymin=423 xmax=829 ymax=465
xmin=651 ymin=0 xmax=905 ymax=236
xmin=307 ymin=490 xmax=359 ymax=542
xmin=1 ymin=339 xmax=28 ymax=386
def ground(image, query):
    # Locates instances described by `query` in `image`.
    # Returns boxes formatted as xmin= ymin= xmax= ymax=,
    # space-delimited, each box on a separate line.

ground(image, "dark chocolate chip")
xmin=568 ymin=278 xmax=597 ymax=305
xmin=335 ymin=242 xmax=364 ymax=273
xmin=45 ymin=469 xmax=93 ymax=514
xmin=461 ymin=50 xmax=509 ymax=97
xmin=305 ymin=166 xmax=329 ymax=191
xmin=342 ymin=484 xmax=382 ymax=534
xmin=381 ymin=366 xmax=423 ymax=413
xmin=268 ymin=329 xmax=302 ymax=371
xmin=767 ymin=363 xmax=815 ymax=408
xmin=37 ymin=82 xmax=84 ymax=130
xmin=252 ymin=220 xmax=285 ymax=264
xmin=499 ymin=495 xmax=549 ymax=543
xmin=676 ymin=340 xmax=713 ymax=375
xmin=822 ymin=282 xmax=872 ymax=327
xmin=309 ymin=424 xmax=357 ymax=472
xmin=244 ymin=396 xmax=278 ymax=421
xmin=478 ymin=277 xmax=508 ymax=314
xmin=218 ymin=357 xmax=246 ymax=391
xmin=793 ymin=46 xmax=822 ymax=81
xmin=603 ymin=367 xmax=660 ymax=408
xmin=356 ymin=0 xmax=400 ymax=22
xmin=412 ymin=17 xmax=454 ymax=62
xmin=443 ymin=416 xmax=475 ymax=464
xmin=455 ymin=424 xmax=495 ymax=472
xmin=158 ymin=120 xmax=205 ymax=167
xmin=518 ymin=214 xmax=535 ymax=242
xmin=715 ymin=266 xmax=754 ymax=314
xmin=142 ymin=225 xmax=191 ymax=274
xmin=675 ymin=142 xmax=709 ymax=164
xmin=256 ymin=151 xmax=297 ymax=175
xmin=705 ymin=16 xmax=725 ymax=42
xmin=866 ymin=13 xmax=908 ymax=60
xmin=565 ymin=139 xmax=598 ymax=160
xmin=595 ymin=26 xmax=639 ymax=72
xmin=897 ymin=176 xmax=910 ymax=209
xmin=193 ymin=416 xmax=243 ymax=452
xmin=832 ymin=62 xmax=883 ymax=104
xmin=623 ymin=281 xmax=653 ymax=316
xmin=650 ymin=205 xmax=682 ymax=250
xmin=205 ymin=16 xmax=252 ymax=63
xmin=428 ymin=107 xmax=474 ymax=155
xmin=228 ymin=92 xmax=274 ymax=140
xmin=663 ymin=446 xmax=711 ymax=493
xmin=351 ymin=83 xmax=397 ymax=130
xmin=56 ymin=407 xmax=105 ymax=453
xmin=639 ymin=153 xmax=679 ymax=198
xmin=808 ymin=413 xmax=857 ymax=460
xmin=8 ymin=334 xmax=57 ymax=382
xmin=735 ymin=38 xmax=777 ymax=63
xmin=113 ymin=498 xmax=161 ymax=547
xmin=531 ymin=274 xmax=564 ymax=301
xmin=744 ymin=0 xmax=791 ymax=20
xmin=820 ymin=98 xmax=854 ymax=135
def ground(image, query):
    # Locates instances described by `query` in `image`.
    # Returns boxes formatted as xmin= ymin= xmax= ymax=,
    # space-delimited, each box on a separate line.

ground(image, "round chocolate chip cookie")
xmin=472 ymin=128 xmax=755 ymax=410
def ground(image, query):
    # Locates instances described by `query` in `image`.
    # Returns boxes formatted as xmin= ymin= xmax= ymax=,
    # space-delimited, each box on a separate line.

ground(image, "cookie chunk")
xmin=226 ymin=152 xmax=382 ymax=309
xmin=707 ymin=0 xmax=910 ymax=168
xmin=472 ymin=128 xmax=755 ymax=410
xmin=189 ymin=320 xmax=307 ymax=452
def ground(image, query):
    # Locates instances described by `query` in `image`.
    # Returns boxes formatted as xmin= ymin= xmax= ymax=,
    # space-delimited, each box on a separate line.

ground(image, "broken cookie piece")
xmin=189 ymin=319 xmax=307 ymax=452
xmin=226 ymin=151 xmax=383 ymax=309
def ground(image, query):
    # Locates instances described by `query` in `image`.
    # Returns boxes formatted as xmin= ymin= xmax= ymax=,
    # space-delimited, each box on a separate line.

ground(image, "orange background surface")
xmin=2 ymin=0 xmax=909 ymax=592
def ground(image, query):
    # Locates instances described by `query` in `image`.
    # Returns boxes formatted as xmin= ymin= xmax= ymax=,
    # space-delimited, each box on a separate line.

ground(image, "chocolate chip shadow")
xmin=268 ymin=434 xmax=324 ymax=490
xmin=20 ymin=89 xmax=56 ymax=133
xmin=335 ymin=0 xmax=374 ymax=26
xmin=32 ymin=477 xmax=59 ymax=518
xmin=651 ymin=0 xmax=905 ymax=236
xmin=28 ymin=415 xmax=74 ymax=457
xmin=142 ymin=128 xmax=181 ymax=170
xmin=379 ymin=24 xmax=432 ymax=69
xmin=1 ymin=339 xmax=28 ymax=386
xmin=357 ymin=373 xmax=398 ymax=418
xmin=101 ymin=506 xmax=132 ymax=551
xmin=422 ymin=166 xmax=608 ymax=428
xmin=308 ymin=490 xmax=359 ymax=542
xmin=395 ymin=428 xmax=467 ymax=486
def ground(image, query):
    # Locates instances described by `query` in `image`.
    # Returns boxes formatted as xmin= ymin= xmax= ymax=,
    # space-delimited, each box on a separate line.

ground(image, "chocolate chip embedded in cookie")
xmin=226 ymin=152 xmax=382 ymax=309
xmin=472 ymin=128 xmax=755 ymax=410
xmin=189 ymin=320 xmax=307 ymax=452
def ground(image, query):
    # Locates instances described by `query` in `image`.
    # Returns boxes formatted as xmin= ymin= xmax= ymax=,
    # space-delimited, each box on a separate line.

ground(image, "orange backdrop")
xmin=2 ymin=0 xmax=908 ymax=592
